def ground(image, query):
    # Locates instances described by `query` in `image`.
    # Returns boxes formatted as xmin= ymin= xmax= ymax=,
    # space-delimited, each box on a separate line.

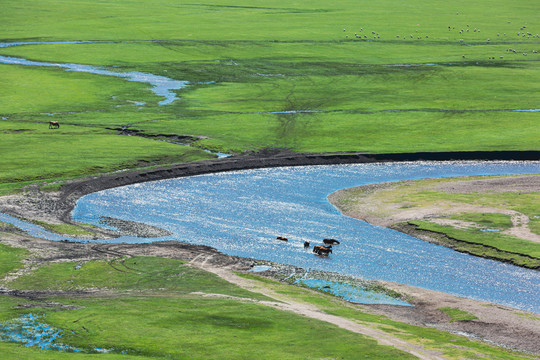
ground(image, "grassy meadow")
xmin=0 ymin=249 xmax=533 ymax=359
xmin=1 ymin=1 xmax=540 ymax=357
xmin=0 ymin=0 xmax=539 ymax=193
xmin=0 ymin=242 xmax=28 ymax=278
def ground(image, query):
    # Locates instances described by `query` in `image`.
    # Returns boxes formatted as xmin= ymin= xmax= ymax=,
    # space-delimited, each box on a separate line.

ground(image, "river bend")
xmin=70 ymin=161 xmax=540 ymax=312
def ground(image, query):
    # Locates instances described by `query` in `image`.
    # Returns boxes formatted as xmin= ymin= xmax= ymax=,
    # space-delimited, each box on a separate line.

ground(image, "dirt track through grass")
xmin=190 ymin=253 xmax=447 ymax=360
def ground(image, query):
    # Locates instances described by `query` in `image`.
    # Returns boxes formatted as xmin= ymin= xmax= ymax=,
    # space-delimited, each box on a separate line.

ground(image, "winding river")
xmin=67 ymin=161 xmax=540 ymax=312
xmin=1 ymin=41 xmax=538 ymax=112
xmin=1 ymin=42 xmax=539 ymax=312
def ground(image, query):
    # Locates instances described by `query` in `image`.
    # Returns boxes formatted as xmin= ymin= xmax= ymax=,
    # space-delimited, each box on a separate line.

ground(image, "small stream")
xmin=0 ymin=41 xmax=187 ymax=105
xmin=1 ymin=41 xmax=539 ymax=113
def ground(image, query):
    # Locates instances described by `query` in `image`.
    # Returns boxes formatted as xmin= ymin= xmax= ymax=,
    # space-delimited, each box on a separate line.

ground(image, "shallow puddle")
xmin=299 ymin=279 xmax=412 ymax=306
xmin=0 ymin=314 xmax=81 ymax=352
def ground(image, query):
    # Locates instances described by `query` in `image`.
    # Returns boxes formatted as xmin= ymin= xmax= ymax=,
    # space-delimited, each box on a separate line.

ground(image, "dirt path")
xmin=190 ymin=254 xmax=446 ymax=360
xmin=2 ymin=234 xmax=539 ymax=355
xmin=428 ymin=208 xmax=540 ymax=243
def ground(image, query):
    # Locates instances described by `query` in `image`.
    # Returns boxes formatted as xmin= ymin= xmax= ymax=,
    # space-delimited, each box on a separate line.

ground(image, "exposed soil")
xmin=1 ymin=150 xmax=539 ymax=356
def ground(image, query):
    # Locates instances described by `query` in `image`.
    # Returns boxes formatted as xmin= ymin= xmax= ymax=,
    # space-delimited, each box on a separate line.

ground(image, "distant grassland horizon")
xmin=0 ymin=0 xmax=539 ymax=191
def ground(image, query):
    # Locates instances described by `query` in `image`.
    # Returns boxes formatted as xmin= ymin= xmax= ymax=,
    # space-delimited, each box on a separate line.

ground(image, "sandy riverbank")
xmin=1 ymin=150 xmax=539 ymax=354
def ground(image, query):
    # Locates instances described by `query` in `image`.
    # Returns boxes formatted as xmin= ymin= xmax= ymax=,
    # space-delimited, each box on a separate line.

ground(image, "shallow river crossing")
xmin=67 ymin=161 xmax=540 ymax=312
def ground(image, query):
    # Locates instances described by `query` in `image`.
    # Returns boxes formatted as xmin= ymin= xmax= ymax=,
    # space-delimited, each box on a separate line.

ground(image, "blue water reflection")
xmin=0 ymin=314 xmax=81 ymax=352
xmin=299 ymin=279 xmax=412 ymax=306
xmin=71 ymin=161 xmax=540 ymax=312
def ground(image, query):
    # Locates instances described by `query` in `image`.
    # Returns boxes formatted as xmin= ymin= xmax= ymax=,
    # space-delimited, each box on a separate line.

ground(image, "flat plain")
xmin=1 ymin=0 xmax=539 ymax=358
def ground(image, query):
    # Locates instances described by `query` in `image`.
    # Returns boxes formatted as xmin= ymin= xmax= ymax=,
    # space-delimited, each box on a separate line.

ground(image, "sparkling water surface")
xmin=71 ymin=161 xmax=540 ymax=312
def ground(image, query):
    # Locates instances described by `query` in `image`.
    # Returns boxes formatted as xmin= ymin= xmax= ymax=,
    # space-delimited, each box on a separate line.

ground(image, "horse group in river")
xmin=312 ymin=239 xmax=340 ymax=256
xmin=276 ymin=236 xmax=339 ymax=257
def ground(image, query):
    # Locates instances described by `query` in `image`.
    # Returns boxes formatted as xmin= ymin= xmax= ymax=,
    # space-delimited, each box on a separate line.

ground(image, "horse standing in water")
xmin=48 ymin=121 xmax=60 ymax=129
xmin=313 ymin=245 xmax=332 ymax=256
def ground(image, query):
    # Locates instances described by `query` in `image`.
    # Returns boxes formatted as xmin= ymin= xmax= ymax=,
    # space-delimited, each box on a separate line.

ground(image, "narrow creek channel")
xmin=1 ymin=41 xmax=538 ymax=113
xmin=0 ymin=41 xmax=187 ymax=106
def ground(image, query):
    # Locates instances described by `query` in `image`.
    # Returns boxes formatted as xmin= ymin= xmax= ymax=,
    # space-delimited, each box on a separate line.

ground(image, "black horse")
xmin=323 ymin=238 xmax=340 ymax=245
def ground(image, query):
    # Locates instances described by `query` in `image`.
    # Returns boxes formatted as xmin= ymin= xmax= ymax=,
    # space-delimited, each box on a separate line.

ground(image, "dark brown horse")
xmin=313 ymin=245 xmax=332 ymax=256
xmin=48 ymin=121 xmax=60 ymax=129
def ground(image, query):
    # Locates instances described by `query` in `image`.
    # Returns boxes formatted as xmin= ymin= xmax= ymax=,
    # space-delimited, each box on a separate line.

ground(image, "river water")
xmin=69 ymin=161 xmax=540 ymax=312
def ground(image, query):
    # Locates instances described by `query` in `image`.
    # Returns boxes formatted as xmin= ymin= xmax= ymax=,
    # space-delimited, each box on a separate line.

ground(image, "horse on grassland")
xmin=48 ymin=121 xmax=60 ymax=129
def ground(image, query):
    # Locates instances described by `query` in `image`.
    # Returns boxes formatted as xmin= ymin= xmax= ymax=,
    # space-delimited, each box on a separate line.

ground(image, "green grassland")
xmin=0 ymin=243 xmax=28 ymax=278
xmin=1 ymin=1 xmax=539 ymax=357
xmin=0 ymin=119 xmax=214 ymax=195
xmin=1 ymin=256 xmax=415 ymax=359
xmin=0 ymin=252 xmax=533 ymax=359
xmin=409 ymin=220 xmax=540 ymax=268
xmin=1 ymin=0 xmax=539 ymax=193
xmin=438 ymin=307 xmax=478 ymax=322
xmin=25 ymin=220 xmax=97 ymax=237
xmin=331 ymin=175 xmax=540 ymax=267
xmin=8 ymin=257 xmax=269 ymax=300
